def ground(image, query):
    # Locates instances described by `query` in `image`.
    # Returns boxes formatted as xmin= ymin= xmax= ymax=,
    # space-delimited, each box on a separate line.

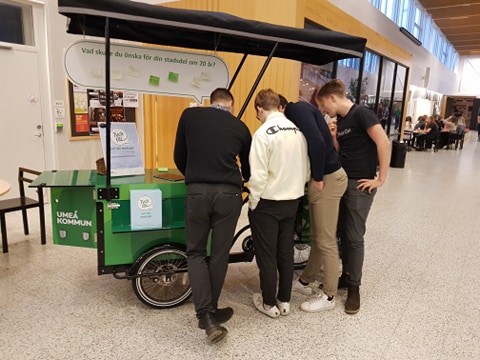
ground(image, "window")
xmin=364 ymin=51 xmax=380 ymax=74
xmin=412 ymin=6 xmax=422 ymax=39
xmin=0 ymin=0 xmax=34 ymax=46
xmin=362 ymin=51 xmax=381 ymax=109
xmin=338 ymin=58 xmax=361 ymax=70
xmin=400 ymin=0 xmax=411 ymax=28
xmin=367 ymin=0 xmax=458 ymax=71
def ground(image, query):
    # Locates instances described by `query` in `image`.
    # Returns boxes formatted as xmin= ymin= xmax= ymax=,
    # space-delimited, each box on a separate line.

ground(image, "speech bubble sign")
xmin=64 ymin=40 xmax=230 ymax=103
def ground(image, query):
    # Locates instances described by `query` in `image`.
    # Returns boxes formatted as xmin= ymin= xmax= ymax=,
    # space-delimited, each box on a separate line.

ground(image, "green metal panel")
xmin=96 ymin=169 xmax=188 ymax=266
xmin=31 ymin=170 xmax=96 ymax=187
xmin=51 ymin=187 xmax=97 ymax=248
xmin=35 ymin=169 xmax=189 ymax=266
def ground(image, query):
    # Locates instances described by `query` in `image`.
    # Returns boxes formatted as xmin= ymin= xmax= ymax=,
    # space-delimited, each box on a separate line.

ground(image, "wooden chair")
xmin=0 ymin=167 xmax=46 ymax=253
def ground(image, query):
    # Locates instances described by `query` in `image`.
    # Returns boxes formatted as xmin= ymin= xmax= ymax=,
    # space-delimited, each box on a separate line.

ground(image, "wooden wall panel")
xmin=144 ymin=0 xmax=305 ymax=168
xmin=144 ymin=0 xmax=414 ymax=169
xmin=306 ymin=0 xmax=413 ymax=67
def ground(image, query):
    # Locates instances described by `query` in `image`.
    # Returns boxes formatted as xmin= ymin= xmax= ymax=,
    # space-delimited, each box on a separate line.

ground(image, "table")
xmin=0 ymin=179 xmax=10 ymax=196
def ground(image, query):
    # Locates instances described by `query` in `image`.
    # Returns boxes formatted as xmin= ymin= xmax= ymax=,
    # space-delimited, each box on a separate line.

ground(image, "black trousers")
xmin=185 ymin=183 xmax=242 ymax=317
xmin=248 ymin=198 xmax=300 ymax=306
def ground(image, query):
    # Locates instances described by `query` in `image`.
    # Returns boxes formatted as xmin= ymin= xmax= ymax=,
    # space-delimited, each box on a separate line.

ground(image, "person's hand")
xmin=328 ymin=119 xmax=337 ymax=137
xmin=312 ymin=180 xmax=324 ymax=192
xmin=357 ymin=178 xmax=383 ymax=193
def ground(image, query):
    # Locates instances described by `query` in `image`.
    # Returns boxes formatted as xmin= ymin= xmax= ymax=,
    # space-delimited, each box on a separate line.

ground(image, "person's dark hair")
xmin=278 ymin=94 xmax=288 ymax=110
xmin=254 ymin=89 xmax=280 ymax=111
xmin=210 ymin=88 xmax=234 ymax=104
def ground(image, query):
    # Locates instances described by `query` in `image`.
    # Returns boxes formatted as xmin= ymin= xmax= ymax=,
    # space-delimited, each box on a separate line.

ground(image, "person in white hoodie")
xmin=248 ymin=89 xmax=310 ymax=318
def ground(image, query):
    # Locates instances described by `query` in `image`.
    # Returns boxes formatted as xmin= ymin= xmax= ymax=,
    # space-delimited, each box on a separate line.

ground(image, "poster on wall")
xmin=68 ymin=82 xmax=138 ymax=138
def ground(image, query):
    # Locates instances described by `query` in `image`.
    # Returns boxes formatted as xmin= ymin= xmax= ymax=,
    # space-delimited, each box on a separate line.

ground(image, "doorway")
xmin=0 ymin=1 xmax=46 ymax=199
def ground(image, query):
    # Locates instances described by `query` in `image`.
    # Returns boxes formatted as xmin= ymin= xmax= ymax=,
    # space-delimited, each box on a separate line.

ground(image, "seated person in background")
xmin=415 ymin=115 xmax=439 ymax=150
xmin=403 ymin=116 xmax=414 ymax=148
xmin=405 ymin=115 xmax=413 ymax=130
xmin=439 ymin=116 xmax=458 ymax=149
xmin=413 ymin=115 xmax=427 ymax=130
xmin=443 ymin=116 xmax=458 ymax=132
xmin=433 ymin=114 xmax=444 ymax=130
xmin=412 ymin=115 xmax=427 ymax=148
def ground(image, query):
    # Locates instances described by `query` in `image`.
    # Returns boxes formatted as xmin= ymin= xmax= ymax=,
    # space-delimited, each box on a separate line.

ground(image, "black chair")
xmin=430 ymin=132 xmax=440 ymax=152
xmin=417 ymin=132 xmax=439 ymax=152
xmin=0 ymin=167 xmax=46 ymax=253
xmin=447 ymin=125 xmax=466 ymax=150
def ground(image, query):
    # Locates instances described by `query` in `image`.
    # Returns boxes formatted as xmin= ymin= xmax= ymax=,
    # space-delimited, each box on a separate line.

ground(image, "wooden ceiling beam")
xmin=442 ymin=24 xmax=480 ymax=35
xmin=447 ymin=34 xmax=480 ymax=42
xmin=454 ymin=44 xmax=480 ymax=49
xmin=458 ymin=49 xmax=480 ymax=56
xmin=436 ymin=15 xmax=480 ymax=28
xmin=427 ymin=5 xmax=480 ymax=18
xmin=417 ymin=0 xmax=480 ymax=10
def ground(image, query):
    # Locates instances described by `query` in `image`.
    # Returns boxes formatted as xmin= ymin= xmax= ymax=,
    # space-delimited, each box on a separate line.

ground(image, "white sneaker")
xmin=292 ymin=277 xmax=314 ymax=296
xmin=276 ymin=300 xmax=290 ymax=316
xmin=300 ymin=292 xmax=336 ymax=312
xmin=252 ymin=293 xmax=280 ymax=318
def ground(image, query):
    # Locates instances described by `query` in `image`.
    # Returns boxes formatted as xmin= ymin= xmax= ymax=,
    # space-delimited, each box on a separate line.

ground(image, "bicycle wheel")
xmin=232 ymin=225 xmax=254 ymax=252
xmin=235 ymin=224 xmax=310 ymax=269
xmin=293 ymin=241 xmax=310 ymax=269
xmin=131 ymin=246 xmax=192 ymax=308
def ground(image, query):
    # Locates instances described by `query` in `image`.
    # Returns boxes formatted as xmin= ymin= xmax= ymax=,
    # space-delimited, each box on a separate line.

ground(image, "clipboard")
xmin=154 ymin=173 xmax=185 ymax=182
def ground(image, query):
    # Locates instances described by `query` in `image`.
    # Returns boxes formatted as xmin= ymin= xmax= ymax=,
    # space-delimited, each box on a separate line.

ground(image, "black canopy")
xmin=58 ymin=0 xmax=367 ymax=194
xmin=58 ymin=0 xmax=366 ymax=66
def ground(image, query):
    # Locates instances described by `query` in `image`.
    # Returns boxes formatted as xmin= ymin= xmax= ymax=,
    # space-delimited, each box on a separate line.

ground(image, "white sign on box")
xmin=130 ymin=189 xmax=163 ymax=230
xmin=64 ymin=40 xmax=230 ymax=103
xmin=99 ymin=122 xmax=144 ymax=177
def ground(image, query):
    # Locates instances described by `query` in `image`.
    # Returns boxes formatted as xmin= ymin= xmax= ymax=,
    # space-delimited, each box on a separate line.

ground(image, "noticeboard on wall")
xmin=67 ymin=81 xmax=139 ymax=138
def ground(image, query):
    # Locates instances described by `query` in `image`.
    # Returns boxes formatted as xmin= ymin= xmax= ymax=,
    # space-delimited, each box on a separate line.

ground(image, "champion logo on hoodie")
xmin=266 ymin=125 xmax=300 ymax=135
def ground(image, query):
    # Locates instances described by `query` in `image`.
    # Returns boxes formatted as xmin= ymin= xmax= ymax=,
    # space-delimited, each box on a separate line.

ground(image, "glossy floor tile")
xmin=1 ymin=132 xmax=479 ymax=359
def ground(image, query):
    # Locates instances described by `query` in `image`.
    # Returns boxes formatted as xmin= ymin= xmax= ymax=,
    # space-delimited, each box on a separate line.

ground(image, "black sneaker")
xmin=198 ymin=313 xmax=228 ymax=344
xmin=198 ymin=307 xmax=233 ymax=329
xmin=206 ymin=324 xmax=228 ymax=344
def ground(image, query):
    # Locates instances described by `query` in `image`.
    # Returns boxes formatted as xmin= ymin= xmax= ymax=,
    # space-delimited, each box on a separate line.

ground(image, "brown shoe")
xmin=345 ymin=285 xmax=360 ymax=314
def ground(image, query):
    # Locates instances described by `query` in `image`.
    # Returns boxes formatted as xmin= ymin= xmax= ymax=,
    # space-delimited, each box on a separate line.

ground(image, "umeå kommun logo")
xmin=137 ymin=195 xmax=154 ymax=211
xmin=111 ymin=128 xmax=130 ymax=145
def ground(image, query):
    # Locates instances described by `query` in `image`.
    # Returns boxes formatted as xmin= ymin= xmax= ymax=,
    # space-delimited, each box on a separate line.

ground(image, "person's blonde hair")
xmin=316 ymin=79 xmax=346 ymax=101
xmin=254 ymin=89 xmax=280 ymax=111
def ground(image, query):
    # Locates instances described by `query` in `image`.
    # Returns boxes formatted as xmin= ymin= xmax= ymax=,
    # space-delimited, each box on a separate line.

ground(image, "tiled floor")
xmin=1 ymin=133 xmax=479 ymax=360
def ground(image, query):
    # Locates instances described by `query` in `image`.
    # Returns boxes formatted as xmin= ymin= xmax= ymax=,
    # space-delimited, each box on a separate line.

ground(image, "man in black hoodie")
xmin=284 ymin=100 xmax=347 ymax=313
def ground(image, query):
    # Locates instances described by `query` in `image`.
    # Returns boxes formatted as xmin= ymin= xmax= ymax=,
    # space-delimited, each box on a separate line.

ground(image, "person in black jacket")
xmin=174 ymin=88 xmax=251 ymax=343
xmin=284 ymin=100 xmax=347 ymax=313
